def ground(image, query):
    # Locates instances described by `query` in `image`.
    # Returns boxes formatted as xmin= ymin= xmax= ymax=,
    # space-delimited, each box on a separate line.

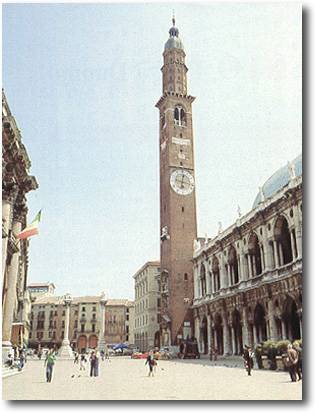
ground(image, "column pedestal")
xmin=59 ymin=339 xmax=74 ymax=358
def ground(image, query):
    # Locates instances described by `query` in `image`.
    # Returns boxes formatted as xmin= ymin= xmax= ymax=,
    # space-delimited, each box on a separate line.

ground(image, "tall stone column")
xmin=2 ymin=218 xmax=22 ymax=361
xmin=231 ymin=326 xmax=236 ymax=355
xmin=2 ymin=185 xmax=18 ymax=281
xmin=273 ymin=241 xmax=280 ymax=267
xmin=98 ymin=291 xmax=107 ymax=352
xmin=293 ymin=205 xmax=302 ymax=259
xmin=242 ymin=307 xmax=249 ymax=346
xmin=59 ymin=294 xmax=74 ymax=358
xmin=207 ymin=314 xmax=212 ymax=353
xmin=193 ymin=266 xmax=199 ymax=299
xmin=279 ymin=243 xmax=285 ymax=266
xmin=290 ymin=230 xmax=297 ymax=259
xmin=223 ymin=315 xmax=231 ymax=355
xmin=220 ymin=255 xmax=228 ymax=288
xmin=247 ymin=254 xmax=252 ymax=278
xmin=267 ymin=300 xmax=278 ymax=341
xmin=281 ymin=320 xmax=287 ymax=340
xmin=195 ymin=317 xmax=201 ymax=352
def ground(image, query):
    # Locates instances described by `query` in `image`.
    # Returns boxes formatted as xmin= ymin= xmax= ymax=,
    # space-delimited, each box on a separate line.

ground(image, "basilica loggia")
xmin=192 ymin=155 xmax=302 ymax=355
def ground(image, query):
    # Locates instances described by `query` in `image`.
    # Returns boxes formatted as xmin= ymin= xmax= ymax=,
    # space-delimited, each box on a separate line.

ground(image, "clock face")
xmin=170 ymin=169 xmax=195 ymax=196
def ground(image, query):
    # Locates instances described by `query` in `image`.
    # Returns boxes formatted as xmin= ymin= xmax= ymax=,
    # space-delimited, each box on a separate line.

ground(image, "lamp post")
xmin=59 ymin=293 xmax=74 ymax=358
xmin=98 ymin=291 xmax=107 ymax=352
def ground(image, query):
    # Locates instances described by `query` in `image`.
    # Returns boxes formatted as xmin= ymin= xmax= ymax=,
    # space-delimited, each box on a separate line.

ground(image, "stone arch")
xmin=214 ymin=313 xmax=224 ymax=355
xmin=282 ymin=295 xmax=301 ymax=340
xmin=274 ymin=215 xmax=293 ymax=265
xmin=228 ymin=246 xmax=239 ymax=285
xmin=232 ymin=309 xmax=243 ymax=355
xmin=248 ymin=232 xmax=263 ymax=276
xmin=253 ymin=303 xmax=267 ymax=343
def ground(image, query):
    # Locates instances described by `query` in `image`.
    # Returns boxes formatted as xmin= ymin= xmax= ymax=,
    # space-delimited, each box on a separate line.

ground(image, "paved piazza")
xmin=3 ymin=357 xmax=302 ymax=401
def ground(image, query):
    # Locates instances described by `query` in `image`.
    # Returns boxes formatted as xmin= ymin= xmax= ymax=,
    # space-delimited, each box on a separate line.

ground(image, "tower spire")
xmin=172 ymin=10 xmax=175 ymax=27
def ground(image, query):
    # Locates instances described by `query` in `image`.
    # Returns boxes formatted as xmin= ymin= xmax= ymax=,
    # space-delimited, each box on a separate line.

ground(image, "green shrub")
xmin=276 ymin=340 xmax=291 ymax=355
xmin=292 ymin=339 xmax=302 ymax=348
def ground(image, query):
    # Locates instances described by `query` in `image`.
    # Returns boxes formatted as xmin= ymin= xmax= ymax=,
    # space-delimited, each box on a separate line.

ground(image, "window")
xmin=62 ymin=310 xmax=65 ymax=316
xmin=82 ymin=307 xmax=86 ymax=312
xmin=184 ymin=273 xmax=188 ymax=281
xmin=92 ymin=324 xmax=95 ymax=333
xmin=81 ymin=324 xmax=85 ymax=333
xmin=174 ymin=106 xmax=186 ymax=126
xmin=62 ymin=320 xmax=65 ymax=328
xmin=157 ymin=298 xmax=161 ymax=307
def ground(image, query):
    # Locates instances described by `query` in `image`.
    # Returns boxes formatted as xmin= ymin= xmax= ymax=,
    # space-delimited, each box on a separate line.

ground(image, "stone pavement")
xmin=2 ymin=356 xmax=302 ymax=400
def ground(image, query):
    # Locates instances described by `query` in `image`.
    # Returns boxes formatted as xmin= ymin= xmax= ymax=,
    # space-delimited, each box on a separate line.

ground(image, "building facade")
xmin=192 ymin=157 xmax=302 ymax=354
xmin=28 ymin=282 xmax=56 ymax=299
xmin=2 ymin=90 xmax=38 ymax=359
xmin=28 ymin=291 xmax=135 ymax=351
xmin=156 ymin=18 xmax=197 ymax=346
xmin=133 ymin=261 xmax=160 ymax=351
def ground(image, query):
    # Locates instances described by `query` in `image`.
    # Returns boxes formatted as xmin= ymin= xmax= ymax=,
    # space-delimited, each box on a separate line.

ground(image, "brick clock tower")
xmin=156 ymin=18 xmax=197 ymax=346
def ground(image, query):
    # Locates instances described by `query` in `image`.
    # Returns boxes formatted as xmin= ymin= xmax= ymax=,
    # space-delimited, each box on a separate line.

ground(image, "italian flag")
xmin=16 ymin=210 xmax=42 ymax=240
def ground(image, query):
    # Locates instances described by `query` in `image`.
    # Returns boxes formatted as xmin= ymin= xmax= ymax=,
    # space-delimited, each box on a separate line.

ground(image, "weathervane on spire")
xmin=172 ymin=10 xmax=175 ymax=27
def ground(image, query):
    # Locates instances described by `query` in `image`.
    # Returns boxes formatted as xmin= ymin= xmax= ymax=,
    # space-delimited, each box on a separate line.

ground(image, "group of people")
xmin=4 ymin=346 xmax=26 ymax=371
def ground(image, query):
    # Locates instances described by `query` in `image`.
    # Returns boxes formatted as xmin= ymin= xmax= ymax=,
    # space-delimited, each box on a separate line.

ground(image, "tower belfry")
xmin=156 ymin=18 xmax=197 ymax=346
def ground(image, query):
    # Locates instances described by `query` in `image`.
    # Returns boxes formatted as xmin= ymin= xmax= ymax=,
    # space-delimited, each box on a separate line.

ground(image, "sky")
xmin=2 ymin=1 xmax=302 ymax=299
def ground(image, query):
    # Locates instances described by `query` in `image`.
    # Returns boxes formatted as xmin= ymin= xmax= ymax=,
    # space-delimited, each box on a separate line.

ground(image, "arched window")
xmin=274 ymin=216 xmax=293 ymax=265
xmin=212 ymin=257 xmax=220 ymax=291
xmin=228 ymin=246 xmax=239 ymax=285
xmin=174 ymin=106 xmax=186 ymax=126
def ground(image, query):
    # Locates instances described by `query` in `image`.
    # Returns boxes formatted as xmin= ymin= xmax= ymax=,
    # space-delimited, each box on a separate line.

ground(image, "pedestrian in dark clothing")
xmin=44 ymin=350 xmax=56 ymax=383
xmin=145 ymin=351 xmax=154 ymax=377
xmin=286 ymin=344 xmax=298 ymax=382
xmin=243 ymin=345 xmax=254 ymax=376
xmin=74 ymin=352 xmax=79 ymax=364
xmin=89 ymin=351 xmax=99 ymax=377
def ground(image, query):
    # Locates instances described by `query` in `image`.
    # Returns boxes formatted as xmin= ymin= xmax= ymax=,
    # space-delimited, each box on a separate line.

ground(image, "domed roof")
xmin=252 ymin=154 xmax=302 ymax=208
xmin=164 ymin=17 xmax=184 ymax=51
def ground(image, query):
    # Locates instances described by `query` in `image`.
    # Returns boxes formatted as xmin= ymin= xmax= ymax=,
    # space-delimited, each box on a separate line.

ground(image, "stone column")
xmin=209 ymin=272 xmax=214 ymax=295
xmin=253 ymin=325 xmax=257 ymax=346
xmin=98 ymin=292 xmax=107 ymax=352
xmin=220 ymin=255 xmax=228 ymax=288
xmin=2 ymin=200 xmax=12 ymax=280
xmin=2 ymin=218 xmax=22 ymax=361
xmin=2 ymin=185 xmax=18 ymax=281
xmin=247 ymin=254 xmax=252 ymax=278
xmin=206 ymin=271 xmax=211 ymax=295
xmin=260 ymin=246 xmax=265 ymax=271
xmin=223 ymin=316 xmax=231 ymax=355
xmin=294 ymin=205 xmax=302 ymax=259
xmin=59 ymin=294 xmax=74 ymax=358
xmin=239 ymin=253 xmax=245 ymax=281
xmin=207 ymin=314 xmax=212 ymax=353
xmin=242 ymin=308 xmax=249 ymax=347
xmin=267 ymin=300 xmax=278 ymax=341
xmin=231 ymin=326 xmax=236 ymax=355
xmin=273 ymin=241 xmax=280 ymax=267
xmin=281 ymin=320 xmax=287 ymax=340
xmin=290 ymin=230 xmax=297 ymax=259
xmin=279 ymin=243 xmax=284 ymax=266
xmin=193 ymin=266 xmax=199 ymax=299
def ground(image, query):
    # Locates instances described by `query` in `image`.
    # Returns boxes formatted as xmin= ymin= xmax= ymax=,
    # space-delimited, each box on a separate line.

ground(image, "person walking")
xmin=80 ymin=353 xmax=87 ymax=371
xmin=287 ymin=344 xmax=299 ymax=382
xmin=293 ymin=343 xmax=302 ymax=381
xmin=44 ymin=349 xmax=56 ymax=383
xmin=89 ymin=351 xmax=99 ymax=377
xmin=243 ymin=345 xmax=254 ymax=376
xmin=19 ymin=348 xmax=26 ymax=370
xmin=145 ymin=351 xmax=155 ymax=377
xmin=74 ymin=352 xmax=79 ymax=364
